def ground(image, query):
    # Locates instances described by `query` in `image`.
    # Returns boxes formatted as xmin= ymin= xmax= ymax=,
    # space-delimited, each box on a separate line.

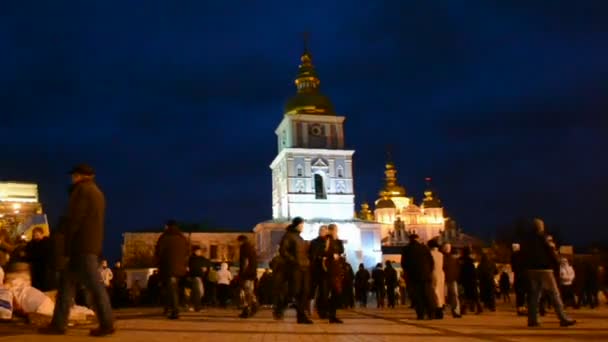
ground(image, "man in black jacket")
xmin=273 ymin=217 xmax=313 ymax=324
xmin=401 ymin=234 xmax=435 ymax=320
xmin=522 ymin=218 xmax=575 ymax=327
xmin=238 ymin=235 xmax=258 ymax=318
xmin=308 ymin=225 xmax=329 ymax=318
xmin=155 ymin=220 xmax=189 ymax=319
xmin=188 ymin=246 xmax=209 ymax=312
xmin=39 ymin=164 xmax=114 ymax=336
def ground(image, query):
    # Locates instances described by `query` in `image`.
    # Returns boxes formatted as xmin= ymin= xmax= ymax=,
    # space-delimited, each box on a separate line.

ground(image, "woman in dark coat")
xmin=460 ymin=248 xmax=482 ymax=314
xmin=354 ymin=263 xmax=370 ymax=307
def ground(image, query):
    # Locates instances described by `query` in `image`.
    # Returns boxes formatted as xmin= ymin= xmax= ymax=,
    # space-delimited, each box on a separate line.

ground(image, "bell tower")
xmin=270 ymin=39 xmax=355 ymax=220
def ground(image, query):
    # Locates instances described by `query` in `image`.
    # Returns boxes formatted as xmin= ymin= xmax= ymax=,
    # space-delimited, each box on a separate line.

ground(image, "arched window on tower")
xmin=337 ymin=165 xmax=344 ymax=178
xmin=296 ymin=164 xmax=303 ymax=177
xmin=314 ymin=174 xmax=326 ymax=199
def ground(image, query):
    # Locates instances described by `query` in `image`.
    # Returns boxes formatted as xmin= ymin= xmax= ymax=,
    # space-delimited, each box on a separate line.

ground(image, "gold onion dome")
xmin=284 ymin=48 xmax=335 ymax=115
xmin=376 ymin=197 xmax=396 ymax=209
xmin=379 ymin=161 xmax=406 ymax=198
xmin=422 ymin=177 xmax=442 ymax=208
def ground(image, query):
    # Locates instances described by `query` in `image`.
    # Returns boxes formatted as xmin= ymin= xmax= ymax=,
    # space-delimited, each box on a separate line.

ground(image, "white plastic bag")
xmin=0 ymin=288 xmax=13 ymax=320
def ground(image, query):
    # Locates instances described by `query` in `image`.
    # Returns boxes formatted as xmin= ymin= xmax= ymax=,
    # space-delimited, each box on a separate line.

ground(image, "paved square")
xmin=1 ymin=303 xmax=607 ymax=341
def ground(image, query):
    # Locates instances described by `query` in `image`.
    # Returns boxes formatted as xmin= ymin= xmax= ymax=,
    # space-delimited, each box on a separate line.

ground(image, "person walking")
xmin=237 ymin=235 xmax=258 ymax=318
xmin=155 ymin=220 xmax=189 ymax=319
xmin=522 ymin=218 xmax=575 ymax=327
xmin=39 ymin=164 xmax=114 ymax=336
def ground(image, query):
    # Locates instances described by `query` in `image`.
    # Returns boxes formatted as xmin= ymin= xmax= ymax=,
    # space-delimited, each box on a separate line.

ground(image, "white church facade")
xmin=254 ymin=46 xmax=383 ymax=267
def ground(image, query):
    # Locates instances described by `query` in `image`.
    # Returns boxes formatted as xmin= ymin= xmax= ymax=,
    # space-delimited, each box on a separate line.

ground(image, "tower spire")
xmin=303 ymin=31 xmax=310 ymax=54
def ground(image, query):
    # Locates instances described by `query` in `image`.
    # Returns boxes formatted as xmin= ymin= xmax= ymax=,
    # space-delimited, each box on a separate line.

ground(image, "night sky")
xmin=1 ymin=2 xmax=607 ymax=261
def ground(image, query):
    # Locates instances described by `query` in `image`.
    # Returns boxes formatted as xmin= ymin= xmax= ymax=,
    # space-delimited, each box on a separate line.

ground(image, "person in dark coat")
xmin=355 ymin=263 xmax=370 ymax=307
xmin=499 ymin=269 xmax=511 ymax=303
xmin=308 ymin=225 xmax=329 ymax=318
xmin=342 ymin=263 xmax=355 ymax=309
xmin=325 ymin=223 xmax=345 ymax=323
xmin=460 ymin=247 xmax=482 ymax=315
xmin=371 ymin=263 xmax=386 ymax=308
xmin=111 ymin=261 xmax=128 ymax=308
xmin=39 ymin=164 xmax=114 ymax=337
xmin=511 ymin=243 xmax=527 ymax=315
xmin=188 ymin=246 xmax=210 ymax=311
xmin=154 ymin=220 xmax=189 ymax=320
xmin=401 ymin=234 xmax=435 ymax=320
xmin=521 ymin=218 xmax=575 ymax=327
xmin=442 ymin=244 xmax=462 ymax=318
xmin=25 ymin=227 xmax=52 ymax=291
xmin=384 ymin=261 xmax=398 ymax=308
xmin=478 ymin=252 xmax=497 ymax=311
xmin=237 ymin=235 xmax=258 ymax=318
xmin=273 ymin=217 xmax=313 ymax=324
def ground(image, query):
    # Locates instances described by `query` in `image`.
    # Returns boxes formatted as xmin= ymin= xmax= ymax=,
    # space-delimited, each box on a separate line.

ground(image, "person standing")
xmin=511 ymin=243 xmax=527 ymax=316
xmin=384 ymin=261 xmax=398 ymax=309
xmin=460 ymin=247 xmax=482 ymax=315
xmin=111 ymin=261 xmax=128 ymax=308
xmin=325 ymin=224 xmax=345 ymax=323
xmin=522 ymin=218 xmax=575 ymax=327
xmin=429 ymin=239 xmax=445 ymax=319
xmin=216 ymin=262 xmax=233 ymax=307
xmin=442 ymin=243 xmax=462 ymax=318
xmin=155 ymin=220 xmax=189 ymax=319
xmin=371 ymin=263 xmax=386 ymax=308
xmin=354 ymin=263 xmax=370 ymax=307
xmin=99 ymin=260 xmax=113 ymax=292
xmin=25 ymin=227 xmax=52 ymax=291
xmin=188 ymin=246 xmax=209 ymax=312
xmin=39 ymin=164 xmax=114 ymax=336
xmin=559 ymin=257 xmax=576 ymax=306
xmin=237 ymin=235 xmax=258 ymax=318
xmin=308 ymin=225 xmax=329 ymax=318
xmin=273 ymin=217 xmax=313 ymax=324
xmin=401 ymin=234 xmax=435 ymax=320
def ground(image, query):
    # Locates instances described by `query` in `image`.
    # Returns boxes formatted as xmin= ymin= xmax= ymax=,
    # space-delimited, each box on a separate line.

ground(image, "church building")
xmin=254 ymin=45 xmax=383 ymax=267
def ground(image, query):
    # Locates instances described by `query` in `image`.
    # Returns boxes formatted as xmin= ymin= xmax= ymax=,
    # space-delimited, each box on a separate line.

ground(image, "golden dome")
xmin=284 ymin=48 xmax=335 ymax=115
xmin=378 ymin=161 xmax=406 ymax=198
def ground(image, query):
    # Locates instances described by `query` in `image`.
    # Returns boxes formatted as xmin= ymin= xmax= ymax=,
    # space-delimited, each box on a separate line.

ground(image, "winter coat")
xmin=521 ymin=231 xmax=559 ymax=271
xmin=239 ymin=241 xmax=257 ymax=281
xmin=355 ymin=268 xmax=370 ymax=291
xmin=400 ymin=240 xmax=434 ymax=282
xmin=443 ymin=253 xmax=461 ymax=283
xmin=154 ymin=226 xmax=189 ymax=278
xmin=63 ymin=179 xmax=106 ymax=257
xmin=217 ymin=262 xmax=233 ymax=285
xmin=560 ymin=262 xmax=575 ymax=286
xmin=279 ymin=225 xmax=310 ymax=270
xmin=430 ymin=248 xmax=446 ymax=307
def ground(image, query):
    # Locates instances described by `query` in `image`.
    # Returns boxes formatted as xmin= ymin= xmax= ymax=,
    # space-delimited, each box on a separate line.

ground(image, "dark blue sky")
xmin=1 ymin=1 xmax=607 ymax=260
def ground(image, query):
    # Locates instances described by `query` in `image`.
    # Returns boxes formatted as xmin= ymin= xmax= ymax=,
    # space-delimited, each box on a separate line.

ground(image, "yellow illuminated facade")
xmin=359 ymin=162 xmax=446 ymax=244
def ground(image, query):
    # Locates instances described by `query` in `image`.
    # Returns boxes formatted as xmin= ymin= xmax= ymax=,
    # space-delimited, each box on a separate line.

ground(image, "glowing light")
xmin=12 ymin=203 xmax=21 ymax=210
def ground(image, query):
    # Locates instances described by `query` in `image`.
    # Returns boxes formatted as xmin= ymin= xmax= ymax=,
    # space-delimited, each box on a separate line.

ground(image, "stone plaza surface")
xmin=1 ymin=303 xmax=608 ymax=341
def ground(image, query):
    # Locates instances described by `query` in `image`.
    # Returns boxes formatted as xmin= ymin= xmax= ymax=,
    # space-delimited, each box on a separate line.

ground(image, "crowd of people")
xmin=2 ymin=164 xmax=608 ymax=337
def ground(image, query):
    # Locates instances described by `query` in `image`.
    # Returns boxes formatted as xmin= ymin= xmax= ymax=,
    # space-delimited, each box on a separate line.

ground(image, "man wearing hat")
xmin=39 ymin=164 xmax=115 ymax=336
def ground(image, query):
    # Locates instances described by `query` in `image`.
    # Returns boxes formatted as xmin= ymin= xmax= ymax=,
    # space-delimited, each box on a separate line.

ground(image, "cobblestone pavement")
xmin=1 ymin=303 xmax=608 ymax=341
